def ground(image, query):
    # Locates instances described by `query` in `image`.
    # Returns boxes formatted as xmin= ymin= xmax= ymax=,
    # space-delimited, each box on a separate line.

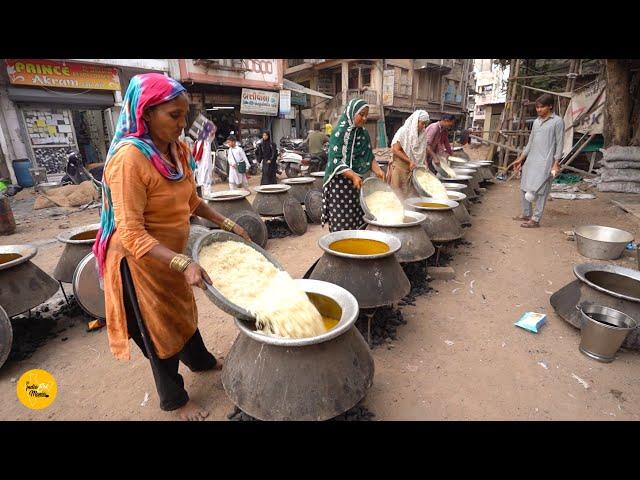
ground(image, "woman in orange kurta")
xmin=94 ymin=74 xmax=250 ymax=421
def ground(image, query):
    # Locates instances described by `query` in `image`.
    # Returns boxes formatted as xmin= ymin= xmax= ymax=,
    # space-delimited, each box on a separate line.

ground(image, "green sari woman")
xmin=322 ymin=98 xmax=384 ymax=232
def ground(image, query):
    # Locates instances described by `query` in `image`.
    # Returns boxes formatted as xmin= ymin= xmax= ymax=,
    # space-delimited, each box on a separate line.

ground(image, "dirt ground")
xmin=1 ymin=150 xmax=639 ymax=421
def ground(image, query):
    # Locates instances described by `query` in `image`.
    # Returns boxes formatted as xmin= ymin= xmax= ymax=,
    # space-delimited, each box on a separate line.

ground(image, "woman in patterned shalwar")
xmin=321 ymin=98 xmax=384 ymax=232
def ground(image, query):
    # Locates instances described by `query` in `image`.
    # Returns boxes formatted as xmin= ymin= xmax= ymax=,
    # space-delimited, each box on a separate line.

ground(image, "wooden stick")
xmin=469 ymin=135 xmax=523 ymax=153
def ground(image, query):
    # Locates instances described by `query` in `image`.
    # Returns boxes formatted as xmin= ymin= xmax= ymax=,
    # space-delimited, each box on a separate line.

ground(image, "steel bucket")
xmin=577 ymin=303 xmax=638 ymax=363
xmin=550 ymin=263 xmax=640 ymax=350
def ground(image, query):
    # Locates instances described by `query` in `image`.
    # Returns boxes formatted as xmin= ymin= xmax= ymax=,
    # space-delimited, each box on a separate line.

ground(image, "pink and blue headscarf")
xmin=93 ymin=73 xmax=195 ymax=277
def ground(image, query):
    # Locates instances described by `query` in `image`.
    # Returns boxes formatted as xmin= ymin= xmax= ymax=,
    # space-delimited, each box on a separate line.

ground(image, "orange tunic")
xmin=103 ymin=143 xmax=203 ymax=360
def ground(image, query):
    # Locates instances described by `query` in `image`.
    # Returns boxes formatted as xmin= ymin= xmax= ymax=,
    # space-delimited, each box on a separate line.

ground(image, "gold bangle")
xmin=170 ymin=254 xmax=193 ymax=273
xmin=222 ymin=218 xmax=236 ymax=232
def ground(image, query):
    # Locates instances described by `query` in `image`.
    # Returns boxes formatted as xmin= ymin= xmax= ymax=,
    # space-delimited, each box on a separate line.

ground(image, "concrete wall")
xmin=0 ymin=69 xmax=28 ymax=183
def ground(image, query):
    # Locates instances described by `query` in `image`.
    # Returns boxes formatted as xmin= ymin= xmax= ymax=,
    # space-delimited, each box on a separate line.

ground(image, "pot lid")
xmin=283 ymin=177 xmax=315 ymax=185
xmin=229 ymin=210 xmax=268 ymax=248
xmin=73 ymin=253 xmax=106 ymax=319
xmin=203 ymin=189 xmax=251 ymax=201
xmin=0 ymin=305 xmax=11 ymax=369
xmin=254 ymin=185 xmax=291 ymax=194
xmin=304 ymin=190 xmax=323 ymax=224
xmin=283 ymin=197 xmax=308 ymax=236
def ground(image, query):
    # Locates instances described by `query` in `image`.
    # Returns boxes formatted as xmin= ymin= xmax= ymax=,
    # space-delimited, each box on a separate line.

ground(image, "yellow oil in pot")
xmin=71 ymin=230 xmax=98 ymax=241
xmin=0 ymin=253 xmax=21 ymax=264
xmin=322 ymin=316 xmax=339 ymax=331
xmin=416 ymin=202 xmax=448 ymax=209
xmin=329 ymin=238 xmax=390 ymax=255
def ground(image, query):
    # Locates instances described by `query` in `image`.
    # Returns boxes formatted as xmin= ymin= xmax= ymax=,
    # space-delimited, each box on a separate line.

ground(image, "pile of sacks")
xmin=33 ymin=181 xmax=100 ymax=210
xmin=598 ymin=146 xmax=640 ymax=194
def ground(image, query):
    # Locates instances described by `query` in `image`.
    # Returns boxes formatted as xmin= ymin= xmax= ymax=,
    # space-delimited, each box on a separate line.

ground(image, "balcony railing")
xmin=346 ymin=89 xmax=379 ymax=106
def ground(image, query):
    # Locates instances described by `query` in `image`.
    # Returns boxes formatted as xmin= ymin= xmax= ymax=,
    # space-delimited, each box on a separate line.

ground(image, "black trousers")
xmin=120 ymin=259 xmax=217 ymax=411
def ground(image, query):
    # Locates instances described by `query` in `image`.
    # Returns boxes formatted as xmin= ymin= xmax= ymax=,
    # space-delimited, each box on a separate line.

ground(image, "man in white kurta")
xmin=226 ymin=136 xmax=249 ymax=191
xmin=513 ymin=94 xmax=564 ymax=228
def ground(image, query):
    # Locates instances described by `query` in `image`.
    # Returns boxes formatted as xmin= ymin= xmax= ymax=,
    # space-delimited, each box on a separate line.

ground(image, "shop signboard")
xmin=240 ymin=88 xmax=279 ymax=116
xmin=291 ymin=90 xmax=307 ymax=106
xmin=279 ymin=89 xmax=291 ymax=115
xmin=5 ymin=59 xmax=120 ymax=91
xmin=382 ymin=69 xmax=394 ymax=106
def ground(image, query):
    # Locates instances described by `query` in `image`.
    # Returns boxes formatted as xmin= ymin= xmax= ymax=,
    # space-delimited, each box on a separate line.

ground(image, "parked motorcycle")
xmin=62 ymin=151 xmax=103 ymax=187
xmin=241 ymin=136 xmax=261 ymax=175
xmin=278 ymin=138 xmax=329 ymax=178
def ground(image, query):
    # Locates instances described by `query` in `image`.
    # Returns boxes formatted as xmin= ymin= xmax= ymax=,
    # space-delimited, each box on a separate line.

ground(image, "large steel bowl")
xmin=574 ymin=225 xmax=634 ymax=260
xmin=550 ymin=263 xmax=640 ymax=350
xmin=193 ymin=230 xmax=285 ymax=322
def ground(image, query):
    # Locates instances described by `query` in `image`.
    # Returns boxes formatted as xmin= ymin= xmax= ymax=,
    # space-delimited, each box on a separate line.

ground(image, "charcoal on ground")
xmin=356 ymin=306 xmax=406 ymax=348
xmin=400 ymin=260 xmax=434 ymax=306
xmin=265 ymin=218 xmax=292 ymax=239
xmin=427 ymin=250 xmax=452 ymax=267
xmin=8 ymin=296 xmax=90 ymax=362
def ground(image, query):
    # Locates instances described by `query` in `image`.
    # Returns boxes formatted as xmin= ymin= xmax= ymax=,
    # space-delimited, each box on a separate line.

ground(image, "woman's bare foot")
xmin=512 ymin=215 xmax=530 ymax=221
xmin=176 ymin=400 xmax=209 ymax=421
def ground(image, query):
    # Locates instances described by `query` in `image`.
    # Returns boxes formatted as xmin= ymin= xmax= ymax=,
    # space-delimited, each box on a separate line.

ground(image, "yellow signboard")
xmin=6 ymin=59 xmax=121 ymax=91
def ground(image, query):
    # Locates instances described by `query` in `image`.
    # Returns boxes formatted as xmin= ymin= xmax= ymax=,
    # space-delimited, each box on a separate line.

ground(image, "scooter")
xmin=280 ymin=149 xmax=304 ymax=178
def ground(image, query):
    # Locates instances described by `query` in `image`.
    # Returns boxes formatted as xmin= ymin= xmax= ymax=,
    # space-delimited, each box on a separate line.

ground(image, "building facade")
xmin=0 ymin=58 xmax=169 ymax=183
xmin=284 ymin=59 xmax=473 ymax=148
xmin=471 ymin=59 xmax=508 ymax=139
xmin=168 ymin=59 xmax=285 ymax=146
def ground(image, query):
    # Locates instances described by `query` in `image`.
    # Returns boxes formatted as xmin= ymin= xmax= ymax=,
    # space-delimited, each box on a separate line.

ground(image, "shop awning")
xmin=282 ymin=79 xmax=332 ymax=99
xmin=7 ymin=86 xmax=116 ymax=107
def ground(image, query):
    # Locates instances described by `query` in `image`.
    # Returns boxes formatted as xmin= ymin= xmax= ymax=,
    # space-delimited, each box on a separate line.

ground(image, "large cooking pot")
xmin=222 ymin=278 xmax=374 ymax=421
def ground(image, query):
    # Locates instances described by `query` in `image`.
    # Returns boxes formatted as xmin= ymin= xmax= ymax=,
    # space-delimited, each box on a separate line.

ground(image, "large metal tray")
xmin=359 ymin=176 xmax=401 ymax=222
xmin=193 ymin=230 xmax=285 ymax=322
